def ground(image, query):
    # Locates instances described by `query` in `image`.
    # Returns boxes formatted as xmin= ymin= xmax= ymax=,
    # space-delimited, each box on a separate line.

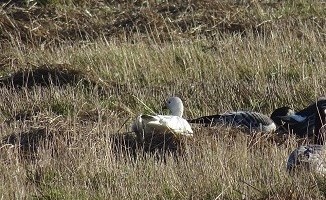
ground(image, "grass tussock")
xmin=0 ymin=0 xmax=325 ymax=199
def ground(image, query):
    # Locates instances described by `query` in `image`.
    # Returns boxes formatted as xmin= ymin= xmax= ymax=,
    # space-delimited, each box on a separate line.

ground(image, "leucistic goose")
xmin=132 ymin=97 xmax=193 ymax=142
xmin=188 ymin=111 xmax=276 ymax=132
xmin=272 ymin=98 xmax=326 ymax=137
xmin=287 ymin=101 xmax=326 ymax=173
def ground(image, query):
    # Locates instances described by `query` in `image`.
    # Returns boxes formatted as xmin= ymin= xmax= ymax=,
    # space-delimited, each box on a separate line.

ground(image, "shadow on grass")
xmin=0 ymin=127 xmax=53 ymax=160
xmin=110 ymin=131 xmax=190 ymax=161
xmin=0 ymin=64 xmax=98 ymax=88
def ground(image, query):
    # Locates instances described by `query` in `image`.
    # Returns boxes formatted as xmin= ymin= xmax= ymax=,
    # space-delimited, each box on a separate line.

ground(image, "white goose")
xmin=287 ymin=100 xmax=326 ymax=174
xmin=132 ymin=97 xmax=193 ymax=142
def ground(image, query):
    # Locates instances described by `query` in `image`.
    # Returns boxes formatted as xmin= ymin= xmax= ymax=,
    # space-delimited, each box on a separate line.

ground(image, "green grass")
xmin=0 ymin=0 xmax=325 ymax=199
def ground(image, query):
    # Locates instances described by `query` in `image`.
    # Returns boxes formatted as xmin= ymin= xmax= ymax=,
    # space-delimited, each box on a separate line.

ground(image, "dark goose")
xmin=287 ymin=100 xmax=326 ymax=173
xmin=271 ymin=97 xmax=326 ymax=137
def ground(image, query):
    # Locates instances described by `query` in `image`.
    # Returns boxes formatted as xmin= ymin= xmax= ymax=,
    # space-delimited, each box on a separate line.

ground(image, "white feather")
xmin=290 ymin=114 xmax=306 ymax=122
xmin=140 ymin=115 xmax=193 ymax=136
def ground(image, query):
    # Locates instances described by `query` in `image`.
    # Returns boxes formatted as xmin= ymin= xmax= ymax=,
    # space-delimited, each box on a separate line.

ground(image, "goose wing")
xmin=189 ymin=111 xmax=275 ymax=131
xmin=220 ymin=111 xmax=273 ymax=126
xmin=146 ymin=115 xmax=193 ymax=136
xmin=135 ymin=114 xmax=193 ymax=136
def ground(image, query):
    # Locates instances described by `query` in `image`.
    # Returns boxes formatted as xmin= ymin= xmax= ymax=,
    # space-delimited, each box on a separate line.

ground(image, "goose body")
xmin=133 ymin=114 xmax=193 ymax=137
xmin=286 ymin=98 xmax=326 ymax=174
xmin=132 ymin=97 xmax=193 ymax=141
xmin=188 ymin=111 xmax=276 ymax=132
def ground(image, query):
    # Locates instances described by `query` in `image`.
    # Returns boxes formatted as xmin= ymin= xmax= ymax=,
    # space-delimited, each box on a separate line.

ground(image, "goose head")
xmin=166 ymin=96 xmax=184 ymax=117
xmin=270 ymin=106 xmax=295 ymax=126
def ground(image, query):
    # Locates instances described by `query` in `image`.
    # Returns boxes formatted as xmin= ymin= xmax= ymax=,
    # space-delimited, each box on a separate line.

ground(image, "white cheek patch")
xmin=291 ymin=114 xmax=306 ymax=122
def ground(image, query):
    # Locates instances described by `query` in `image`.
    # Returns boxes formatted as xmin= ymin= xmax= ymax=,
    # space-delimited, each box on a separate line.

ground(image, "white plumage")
xmin=132 ymin=97 xmax=193 ymax=140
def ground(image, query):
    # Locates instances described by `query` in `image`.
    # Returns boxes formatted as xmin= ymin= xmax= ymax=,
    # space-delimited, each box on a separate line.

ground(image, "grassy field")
xmin=0 ymin=0 xmax=325 ymax=199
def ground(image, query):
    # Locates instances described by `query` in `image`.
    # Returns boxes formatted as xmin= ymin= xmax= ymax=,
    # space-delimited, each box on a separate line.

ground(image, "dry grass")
xmin=0 ymin=0 xmax=325 ymax=199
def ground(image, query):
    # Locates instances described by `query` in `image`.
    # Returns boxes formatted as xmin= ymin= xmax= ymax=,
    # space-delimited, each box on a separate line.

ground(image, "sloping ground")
xmin=0 ymin=0 xmax=324 ymax=44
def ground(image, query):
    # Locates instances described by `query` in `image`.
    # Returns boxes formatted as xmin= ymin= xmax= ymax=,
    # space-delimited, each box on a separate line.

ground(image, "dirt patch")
xmin=0 ymin=63 xmax=102 ymax=89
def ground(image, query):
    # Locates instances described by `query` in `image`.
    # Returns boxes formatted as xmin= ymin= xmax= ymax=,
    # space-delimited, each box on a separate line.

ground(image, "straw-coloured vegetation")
xmin=0 ymin=0 xmax=325 ymax=199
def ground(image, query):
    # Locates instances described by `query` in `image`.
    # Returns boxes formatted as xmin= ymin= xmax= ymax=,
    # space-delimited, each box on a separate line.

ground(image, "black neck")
xmin=314 ymin=105 xmax=326 ymax=145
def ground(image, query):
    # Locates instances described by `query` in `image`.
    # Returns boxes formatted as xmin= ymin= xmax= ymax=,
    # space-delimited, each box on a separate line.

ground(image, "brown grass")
xmin=0 ymin=0 xmax=324 ymax=45
xmin=0 ymin=0 xmax=325 ymax=199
